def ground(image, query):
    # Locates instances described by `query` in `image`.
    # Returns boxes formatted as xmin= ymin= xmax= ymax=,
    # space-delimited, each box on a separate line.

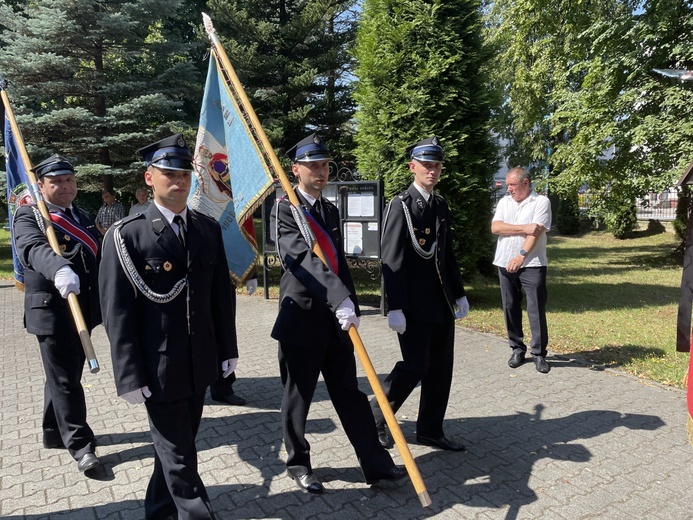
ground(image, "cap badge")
xmin=177 ymin=135 xmax=186 ymax=147
xmin=431 ymin=136 xmax=439 ymax=146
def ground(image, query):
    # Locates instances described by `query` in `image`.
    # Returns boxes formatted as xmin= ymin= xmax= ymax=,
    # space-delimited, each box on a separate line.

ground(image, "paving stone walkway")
xmin=1 ymin=282 xmax=691 ymax=519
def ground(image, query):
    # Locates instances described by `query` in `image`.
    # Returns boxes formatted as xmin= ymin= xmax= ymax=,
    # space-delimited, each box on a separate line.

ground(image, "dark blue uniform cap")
xmin=286 ymin=133 xmax=331 ymax=163
xmin=32 ymin=154 xmax=75 ymax=178
xmin=138 ymin=133 xmax=194 ymax=171
xmin=406 ymin=136 xmax=444 ymax=163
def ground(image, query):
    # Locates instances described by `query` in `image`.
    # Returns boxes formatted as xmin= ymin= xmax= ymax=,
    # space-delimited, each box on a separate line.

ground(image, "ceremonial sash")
xmin=302 ymin=208 xmax=339 ymax=275
xmin=50 ymin=211 xmax=99 ymax=258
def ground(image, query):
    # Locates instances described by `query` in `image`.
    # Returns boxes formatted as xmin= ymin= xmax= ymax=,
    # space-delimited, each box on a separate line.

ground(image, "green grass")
xmin=462 ymin=226 xmax=689 ymax=388
xmin=3 ymin=224 xmax=688 ymax=388
xmin=0 ymin=229 xmax=14 ymax=278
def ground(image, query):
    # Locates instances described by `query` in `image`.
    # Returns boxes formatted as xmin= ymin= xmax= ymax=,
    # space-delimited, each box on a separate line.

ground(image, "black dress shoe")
xmin=533 ymin=356 xmax=551 ymax=373
xmin=365 ymin=465 xmax=407 ymax=485
xmin=293 ymin=472 xmax=324 ymax=494
xmin=77 ymin=452 xmax=100 ymax=472
xmin=211 ymin=392 xmax=247 ymax=406
xmin=508 ymin=351 xmax=526 ymax=368
xmin=376 ymin=423 xmax=394 ymax=449
xmin=417 ymin=435 xmax=466 ymax=452
xmin=42 ymin=430 xmax=65 ymax=449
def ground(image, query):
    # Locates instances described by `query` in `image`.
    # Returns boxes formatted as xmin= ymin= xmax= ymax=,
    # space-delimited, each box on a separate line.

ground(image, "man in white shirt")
xmin=492 ymin=167 xmax=552 ymax=373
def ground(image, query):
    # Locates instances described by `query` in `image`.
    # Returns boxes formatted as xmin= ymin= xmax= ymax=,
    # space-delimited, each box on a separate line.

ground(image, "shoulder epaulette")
xmin=115 ymin=212 xmax=145 ymax=227
xmin=189 ymin=208 xmax=215 ymax=225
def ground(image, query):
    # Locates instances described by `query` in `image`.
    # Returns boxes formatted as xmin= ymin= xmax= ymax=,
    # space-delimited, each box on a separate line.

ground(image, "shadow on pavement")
xmin=6 ymin=403 xmax=663 ymax=520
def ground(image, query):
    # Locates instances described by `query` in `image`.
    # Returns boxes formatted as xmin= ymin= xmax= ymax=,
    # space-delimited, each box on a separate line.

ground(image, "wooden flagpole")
xmin=202 ymin=14 xmax=431 ymax=507
xmin=0 ymin=81 xmax=100 ymax=373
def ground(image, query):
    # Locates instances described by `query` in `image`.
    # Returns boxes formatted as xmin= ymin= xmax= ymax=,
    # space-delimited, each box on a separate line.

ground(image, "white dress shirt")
xmin=492 ymin=191 xmax=551 ymax=268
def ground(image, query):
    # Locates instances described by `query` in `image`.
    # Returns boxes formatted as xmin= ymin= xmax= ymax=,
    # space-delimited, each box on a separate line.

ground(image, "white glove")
xmin=335 ymin=297 xmax=360 ymax=331
xmin=54 ymin=266 xmax=80 ymax=298
xmin=388 ymin=309 xmax=406 ymax=334
xmin=121 ymin=386 xmax=152 ymax=405
xmin=246 ymin=278 xmax=257 ymax=295
xmin=455 ymin=296 xmax=470 ymax=319
xmin=222 ymin=358 xmax=238 ymax=378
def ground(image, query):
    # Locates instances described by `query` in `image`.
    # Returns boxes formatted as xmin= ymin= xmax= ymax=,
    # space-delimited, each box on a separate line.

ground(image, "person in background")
xmin=209 ymin=269 xmax=256 ymax=406
xmin=13 ymin=154 xmax=102 ymax=473
xmin=371 ymin=136 xmax=469 ymax=452
xmin=95 ymin=188 xmax=125 ymax=235
xmin=491 ymin=167 xmax=552 ymax=374
xmin=128 ymin=187 xmax=151 ymax=216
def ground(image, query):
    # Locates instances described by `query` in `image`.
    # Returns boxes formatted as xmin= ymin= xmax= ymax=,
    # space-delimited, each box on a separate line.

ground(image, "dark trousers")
xmin=498 ymin=266 xmax=548 ymax=357
xmin=278 ymin=333 xmax=394 ymax=481
xmin=37 ymin=333 xmax=96 ymax=460
xmin=371 ymin=318 xmax=455 ymax=438
xmin=209 ymin=371 xmax=236 ymax=400
xmin=144 ymin=393 xmax=214 ymax=520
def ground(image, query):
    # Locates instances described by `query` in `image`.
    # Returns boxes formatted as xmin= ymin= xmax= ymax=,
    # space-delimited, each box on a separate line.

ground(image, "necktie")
xmin=173 ymin=215 xmax=187 ymax=248
xmin=312 ymin=199 xmax=324 ymax=222
xmin=64 ymin=207 xmax=74 ymax=220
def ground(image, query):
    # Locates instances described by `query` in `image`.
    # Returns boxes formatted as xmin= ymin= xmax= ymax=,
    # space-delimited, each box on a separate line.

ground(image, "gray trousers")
xmin=498 ymin=266 xmax=548 ymax=357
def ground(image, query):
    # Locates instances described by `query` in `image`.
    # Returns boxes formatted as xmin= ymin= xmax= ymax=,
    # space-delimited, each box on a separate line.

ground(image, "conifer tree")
xmin=0 ymin=0 xmax=201 ymax=193
xmin=208 ymin=0 xmax=358 ymax=165
xmin=354 ymin=0 xmax=498 ymax=274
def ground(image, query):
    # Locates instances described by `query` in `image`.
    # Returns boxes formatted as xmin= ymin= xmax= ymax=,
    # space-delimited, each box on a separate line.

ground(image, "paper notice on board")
xmin=347 ymin=193 xmax=375 ymax=217
xmin=344 ymin=222 xmax=363 ymax=255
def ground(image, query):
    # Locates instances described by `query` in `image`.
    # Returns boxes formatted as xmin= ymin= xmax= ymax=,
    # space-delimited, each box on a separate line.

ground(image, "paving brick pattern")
xmin=1 ymin=282 xmax=691 ymax=519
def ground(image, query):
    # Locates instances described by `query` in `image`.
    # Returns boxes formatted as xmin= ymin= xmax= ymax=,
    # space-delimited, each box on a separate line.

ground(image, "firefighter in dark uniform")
xmin=270 ymin=133 xmax=406 ymax=494
xmin=99 ymin=134 xmax=238 ymax=520
xmin=371 ymin=136 xmax=469 ymax=452
xmin=13 ymin=154 xmax=102 ymax=473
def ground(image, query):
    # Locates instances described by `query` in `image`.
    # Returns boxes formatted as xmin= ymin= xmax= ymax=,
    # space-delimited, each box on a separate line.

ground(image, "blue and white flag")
xmin=3 ymin=109 xmax=35 ymax=287
xmin=189 ymin=52 xmax=275 ymax=283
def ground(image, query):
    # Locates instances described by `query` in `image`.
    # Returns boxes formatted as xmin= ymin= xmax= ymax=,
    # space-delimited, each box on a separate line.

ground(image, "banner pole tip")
xmin=418 ymin=490 xmax=432 ymax=507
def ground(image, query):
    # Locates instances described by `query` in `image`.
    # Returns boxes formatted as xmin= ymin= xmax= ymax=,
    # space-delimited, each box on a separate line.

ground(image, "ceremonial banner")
xmin=676 ymin=176 xmax=693 ymax=445
xmin=688 ymin=352 xmax=693 ymax=445
xmin=3 ymin=106 xmax=35 ymax=288
xmin=189 ymin=53 xmax=274 ymax=283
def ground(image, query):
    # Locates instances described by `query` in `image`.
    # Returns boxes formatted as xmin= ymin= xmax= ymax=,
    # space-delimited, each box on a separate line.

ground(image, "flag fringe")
xmin=688 ymin=415 xmax=693 ymax=446
xmin=230 ymin=261 xmax=258 ymax=286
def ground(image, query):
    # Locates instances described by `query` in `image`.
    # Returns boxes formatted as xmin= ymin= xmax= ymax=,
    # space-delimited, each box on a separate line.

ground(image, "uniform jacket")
xmin=270 ymin=188 xmax=360 ymax=345
xmin=99 ymin=204 xmax=237 ymax=402
xmin=13 ymin=203 xmax=102 ymax=335
xmin=381 ymin=183 xmax=465 ymax=322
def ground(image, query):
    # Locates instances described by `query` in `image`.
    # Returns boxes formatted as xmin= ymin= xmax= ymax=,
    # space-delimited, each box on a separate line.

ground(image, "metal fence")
xmin=578 ymin=189 xmax=679 ymax=221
